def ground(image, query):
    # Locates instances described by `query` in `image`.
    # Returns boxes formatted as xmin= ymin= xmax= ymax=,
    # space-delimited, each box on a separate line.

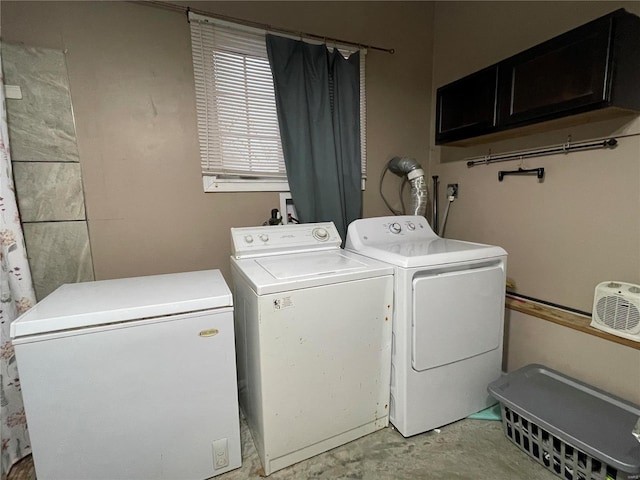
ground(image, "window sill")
xmin=203 ymin=176 xmax=367 ymax=192
xmin=203 ymin=177 xmax=290 ymax=192
xmin=505 ymin=294 xmax=640 ymax=351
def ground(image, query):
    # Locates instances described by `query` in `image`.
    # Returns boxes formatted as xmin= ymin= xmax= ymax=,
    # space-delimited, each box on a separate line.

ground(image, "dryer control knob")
xmin=312 ymin=227 xmax=329 ymax=241
xmin=244 ymin=235 xmax=254 ymax=244
xmin=389 ymin=222 xmax=402 ymax=234
xmin=406 ymin=222 xmax=416 ymax=231
xmin=259 ymin=234 xmax=269 ymax=242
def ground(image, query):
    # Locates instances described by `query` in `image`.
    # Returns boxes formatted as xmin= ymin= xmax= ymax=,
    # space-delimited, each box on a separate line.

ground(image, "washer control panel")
xmin=231 ymin=222 xmax=341 ymax=258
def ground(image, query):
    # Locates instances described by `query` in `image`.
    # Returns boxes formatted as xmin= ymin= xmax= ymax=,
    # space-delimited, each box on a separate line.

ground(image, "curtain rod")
xmin=465 ymin=132 xmax=640 ymax=167
xmin=130 ymin=0 xmax=395 ymax=54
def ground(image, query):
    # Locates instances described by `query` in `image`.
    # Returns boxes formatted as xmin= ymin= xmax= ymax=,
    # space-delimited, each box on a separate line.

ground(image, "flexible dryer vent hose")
xmin=408 ymin=173 xmax=428 ymax=217
xmin=388 ymin=157 xmax=428 ymax=217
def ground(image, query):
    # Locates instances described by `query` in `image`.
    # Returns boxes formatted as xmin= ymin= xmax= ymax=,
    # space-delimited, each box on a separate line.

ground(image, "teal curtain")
xmin=266 ymin=34 xmax=361 ymax=242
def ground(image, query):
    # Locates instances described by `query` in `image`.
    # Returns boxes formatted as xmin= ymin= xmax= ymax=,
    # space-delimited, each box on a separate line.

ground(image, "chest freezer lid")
xmin=11 ymin=270 xmax=232 ymax=338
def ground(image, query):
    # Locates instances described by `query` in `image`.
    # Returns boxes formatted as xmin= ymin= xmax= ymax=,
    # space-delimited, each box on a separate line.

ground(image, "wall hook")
xmin=498 ymin=167 xmax=545 ymax=182
xmin=483 ymin=149 xmax=492 ymax=165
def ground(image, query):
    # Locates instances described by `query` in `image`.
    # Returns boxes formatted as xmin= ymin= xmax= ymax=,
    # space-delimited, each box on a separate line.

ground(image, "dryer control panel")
xmin=231 ymin=222 xmax=341 ymax=259
xmin=345 ymin=215 xmax=438 ymax=249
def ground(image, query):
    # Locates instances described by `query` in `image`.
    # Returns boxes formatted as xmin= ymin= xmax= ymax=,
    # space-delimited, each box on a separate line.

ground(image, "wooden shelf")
xmin=505 ymin=295 xmax=640 ymax=351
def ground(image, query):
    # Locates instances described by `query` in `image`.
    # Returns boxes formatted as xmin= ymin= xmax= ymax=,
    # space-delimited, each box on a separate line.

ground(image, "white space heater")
xmin=591 ymin=281 xmax=640 ymax=342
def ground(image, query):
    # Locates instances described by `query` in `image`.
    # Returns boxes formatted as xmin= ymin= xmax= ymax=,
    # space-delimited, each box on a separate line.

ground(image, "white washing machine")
xmin=230 ymin=222 xmax=394 ymax=475
xmin=11 ymin=270 xmax=241 ymax=479
xmin=345 ymin=215 xmax=507 ymax=437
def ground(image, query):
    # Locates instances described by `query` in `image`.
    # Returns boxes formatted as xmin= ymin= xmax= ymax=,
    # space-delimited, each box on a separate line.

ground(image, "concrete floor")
xmin=8 ymin=415 xmax=558 ymax=480
xmin=223 ymin=416 xmax=559 ymax=480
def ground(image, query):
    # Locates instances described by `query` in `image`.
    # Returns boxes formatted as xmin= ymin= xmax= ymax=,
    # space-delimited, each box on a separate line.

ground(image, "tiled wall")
xmin=2 ymin=43 xmax=94 ymax=300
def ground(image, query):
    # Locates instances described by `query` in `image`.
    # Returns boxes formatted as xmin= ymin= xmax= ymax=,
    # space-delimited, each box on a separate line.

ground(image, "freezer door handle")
xmin=199 ymin=328 xmax=220 ymax=337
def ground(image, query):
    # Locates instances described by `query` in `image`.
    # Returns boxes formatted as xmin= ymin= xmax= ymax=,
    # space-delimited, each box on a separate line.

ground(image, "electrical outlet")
xmin=5 ymin=85 xmax=22 ymax=99
xmin=212 ymin=438 xmax=229 ymax=469
xmin=447 ymin=184 xmax=459 ymax=198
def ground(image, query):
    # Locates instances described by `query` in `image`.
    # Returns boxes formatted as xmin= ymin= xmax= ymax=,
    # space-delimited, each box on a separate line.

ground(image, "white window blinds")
xmin=189 ymin=12 xmax=367 ymax=191
xmin=190 ymin=14 xmax=286 ymax=179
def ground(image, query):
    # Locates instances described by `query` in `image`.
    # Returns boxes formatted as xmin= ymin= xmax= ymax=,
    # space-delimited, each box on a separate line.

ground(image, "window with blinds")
xmin=189 ymin=12 xmax=367 ymax=192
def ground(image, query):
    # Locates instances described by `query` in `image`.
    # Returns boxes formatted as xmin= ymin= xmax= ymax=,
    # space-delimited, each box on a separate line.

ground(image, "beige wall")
xmin=3 ymin=1 xmax=638 ymax=403
xmin=505 ymin=310 xmax=640 ymax=404
xmin=430 ymin=2 xmax=640 ymax=404
xmin=431 ymin=1 xmax=640 ymax=313
xmin=1 ymin=1 xmax=434 ymax=282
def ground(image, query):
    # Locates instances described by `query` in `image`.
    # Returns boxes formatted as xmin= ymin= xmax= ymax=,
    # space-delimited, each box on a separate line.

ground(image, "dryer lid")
xmin=11 ymin=270 xmax=232 ymax=338
xmin=354 ymin=238 xmax=506 ymax=268
xmin=345 ymin=215 xmax=506 ymax=268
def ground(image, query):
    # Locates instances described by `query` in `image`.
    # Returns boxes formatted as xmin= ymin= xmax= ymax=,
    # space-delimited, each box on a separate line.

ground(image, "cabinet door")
xmin=498 ymin=16 xmax=612 ymax=127
xmin=435 ymin=65 xmax=498 ymax=144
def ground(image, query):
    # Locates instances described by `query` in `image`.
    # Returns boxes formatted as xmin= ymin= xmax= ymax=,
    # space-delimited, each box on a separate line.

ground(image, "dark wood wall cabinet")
xmin=435 ymin=9 xmax=640 ymax=145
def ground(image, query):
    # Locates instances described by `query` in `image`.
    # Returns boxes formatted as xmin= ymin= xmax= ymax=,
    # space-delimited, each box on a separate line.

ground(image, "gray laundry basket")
xmin=488 ymin=364 xmax=640 ymax=480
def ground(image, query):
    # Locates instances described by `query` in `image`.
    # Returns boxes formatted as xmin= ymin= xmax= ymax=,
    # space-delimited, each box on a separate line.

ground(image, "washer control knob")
xmin=244 ymin=235 xmax=254 ymax=244
xmin=259 ymin=234 xmax=269 ymax=242
xmin=406 ymin=222 xmax=416 ymax=231
xmin=312 ymin=227 xmax=329 ymax=241
xmin=389 ymin=222 xmax=402 ymax=234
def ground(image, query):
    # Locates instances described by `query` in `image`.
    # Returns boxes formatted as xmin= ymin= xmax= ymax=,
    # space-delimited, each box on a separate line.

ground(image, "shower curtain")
xmin=0 ymin=46 xmax=36 ymax=479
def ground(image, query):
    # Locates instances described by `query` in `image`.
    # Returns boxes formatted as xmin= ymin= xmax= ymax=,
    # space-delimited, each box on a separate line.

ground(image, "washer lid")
xmin=256 ymin=251 xmax=366 ymax=279
xmin=11 ymin=270 xmax=232 ymax=338
xmin=232 ymin=250 xmax=393 ymax=295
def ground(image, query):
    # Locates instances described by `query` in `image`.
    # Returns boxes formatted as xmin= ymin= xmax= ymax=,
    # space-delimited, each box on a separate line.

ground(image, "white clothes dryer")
xmin=230 ymin=222 xmax=394 ymax=475
xmin=345 ymin=215 xmax=507 ymax=437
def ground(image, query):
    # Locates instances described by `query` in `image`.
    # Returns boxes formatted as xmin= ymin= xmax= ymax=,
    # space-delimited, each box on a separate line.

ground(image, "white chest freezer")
xmin=11 ymin=270 xmax=241 ymax=480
